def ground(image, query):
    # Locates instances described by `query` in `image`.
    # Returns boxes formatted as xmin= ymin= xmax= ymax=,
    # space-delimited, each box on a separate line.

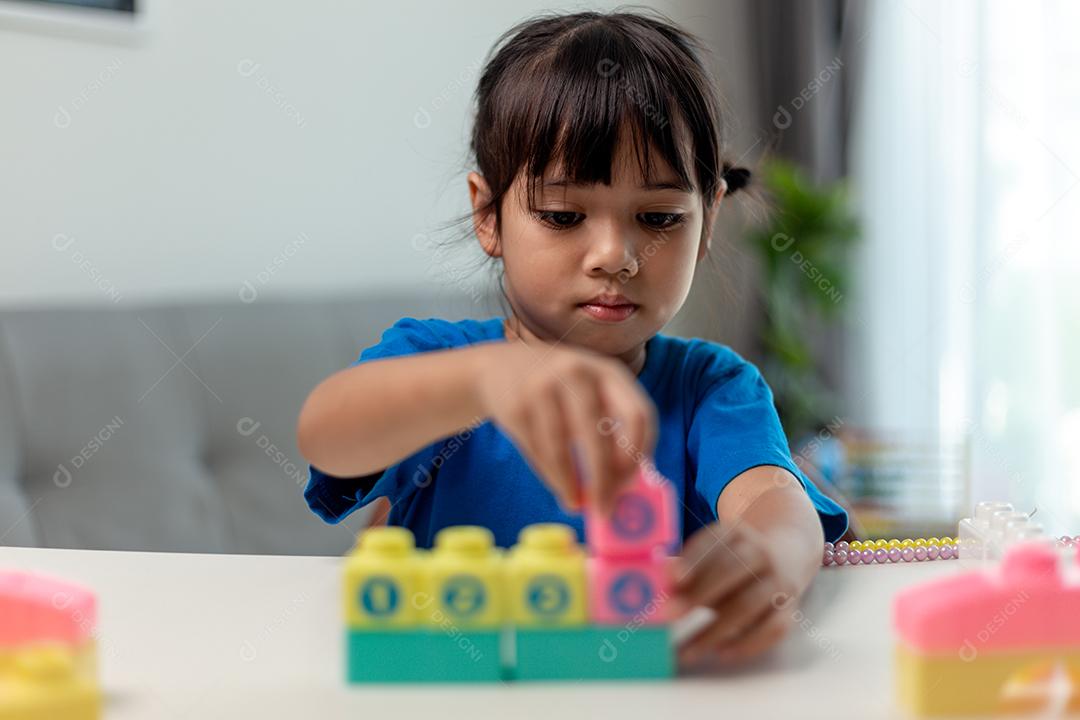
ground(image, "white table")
xmin=0 ymin=546 xmax=962 ymax=719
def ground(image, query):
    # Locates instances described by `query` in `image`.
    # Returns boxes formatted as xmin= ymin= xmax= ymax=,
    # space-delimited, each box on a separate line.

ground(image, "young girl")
xmin=298 ymin=9 xmax=847 ymax=667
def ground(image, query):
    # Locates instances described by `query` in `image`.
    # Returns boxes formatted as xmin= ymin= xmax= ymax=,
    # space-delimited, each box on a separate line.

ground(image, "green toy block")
xmin=345 ymin=629 xmax=504 ymax=683
xmin=511 ymin=625 xmax=674 ymax=681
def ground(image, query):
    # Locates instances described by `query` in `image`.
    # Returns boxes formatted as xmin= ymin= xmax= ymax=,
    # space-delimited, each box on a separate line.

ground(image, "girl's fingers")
xmin=678 ymin=548 xmax=764 ymax=611
xmin=674 ymin=526 xmax=764 ymax=598
xmin=512 ymin=406 xmax=575 ymax=511
xmin=625 ymin=379 xmax=658 ymax=460
xmin=686 ymin=569 xmax=781 ymax=656
xmin=706 ymin=605 xmax=792 ymax=665
xmin=599 ymin=377 xmax=653 ymax=493
xmin=678 ymin=600 xmax=781 ymax=669
xmin=670 ymin=525 xmax=717 ymax=587
xmin=531 ymin=387 xmax=579 ymax=509
xmin=636 ymin=390 xmax=658 ymax=468
xmin=563 ymin=372 xmax=611 ymax=512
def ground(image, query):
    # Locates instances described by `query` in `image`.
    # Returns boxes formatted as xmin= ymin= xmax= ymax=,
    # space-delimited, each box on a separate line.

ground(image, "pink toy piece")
xmin=0 ymin=570 xmax=97 ymax=647
xmin=584 ymin=464 xmax=678 ymax=559
xmin=587 ymin=554 xmax=670 ymax=625
xmin=893 ymin=541 xmax=1079 ymax=654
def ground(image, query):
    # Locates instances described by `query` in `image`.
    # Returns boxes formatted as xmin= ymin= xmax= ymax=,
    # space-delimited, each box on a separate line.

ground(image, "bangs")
xmin=472 ymin=12 xmax=723 ymax=216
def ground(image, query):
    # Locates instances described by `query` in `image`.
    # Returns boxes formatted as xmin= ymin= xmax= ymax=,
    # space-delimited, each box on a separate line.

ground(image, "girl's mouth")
xmin=577 ymin=302 xmax=639 ymax=322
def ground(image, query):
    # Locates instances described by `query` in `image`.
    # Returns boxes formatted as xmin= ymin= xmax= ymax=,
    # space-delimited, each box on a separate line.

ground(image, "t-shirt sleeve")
xmin=302 ymin=317 xmax=452 ymax=524
xmin=688 ymin=355 xmax=849 ymax=543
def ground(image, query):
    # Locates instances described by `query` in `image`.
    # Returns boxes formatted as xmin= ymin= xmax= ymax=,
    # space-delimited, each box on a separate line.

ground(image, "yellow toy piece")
xmin=423 ymin=526 xmax=504 ymax=629
xmin=505 ymin=524 xmax=587 ymax=627
xmin=0 ymin=645 xmax=100 ymax=720
xmin=896 ymin=643 xmax=1080 ymax=716
xmin=0 ymin=641 xmax=96 ymax=682
xmin=343 ymin=526 xmax=426 ymax=629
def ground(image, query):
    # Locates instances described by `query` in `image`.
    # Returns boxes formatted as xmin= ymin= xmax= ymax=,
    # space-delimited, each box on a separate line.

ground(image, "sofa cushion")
xmin=0 ymin=291 xmax=498 ymax=554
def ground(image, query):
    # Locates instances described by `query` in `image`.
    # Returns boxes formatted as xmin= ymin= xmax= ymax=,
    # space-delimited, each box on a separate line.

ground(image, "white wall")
xmin=0 ymin=0 xmax=754 ymax=314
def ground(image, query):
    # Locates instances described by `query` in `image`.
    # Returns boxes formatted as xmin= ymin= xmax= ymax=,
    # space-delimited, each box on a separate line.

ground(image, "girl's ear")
xmin=468 ymin=171 xmax=501 ymax=258
xmin=697 ymin=182 xmax=727 ymax=261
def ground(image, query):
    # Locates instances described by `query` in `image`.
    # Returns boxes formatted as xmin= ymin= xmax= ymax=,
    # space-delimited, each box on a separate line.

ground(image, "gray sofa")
xmin=0 ymin=292 xmax=500 ymax=556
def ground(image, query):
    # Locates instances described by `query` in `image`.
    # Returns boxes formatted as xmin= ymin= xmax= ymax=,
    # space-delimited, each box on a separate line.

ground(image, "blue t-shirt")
xmin=304 ymin=316 xmax=848 ymax=548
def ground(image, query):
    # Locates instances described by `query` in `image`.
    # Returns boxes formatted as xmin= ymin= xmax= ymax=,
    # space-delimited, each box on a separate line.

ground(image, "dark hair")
xmin=469 ymin=8 xmax=749 ymax=235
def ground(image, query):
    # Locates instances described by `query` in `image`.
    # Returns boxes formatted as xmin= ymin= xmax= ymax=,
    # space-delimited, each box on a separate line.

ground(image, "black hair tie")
xmin=722 ymin=164 xmax=751 ymax=195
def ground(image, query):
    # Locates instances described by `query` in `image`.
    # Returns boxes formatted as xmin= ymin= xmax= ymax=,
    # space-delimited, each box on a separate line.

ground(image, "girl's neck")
xmin=502 ymin=315 xmax=648 ymax=376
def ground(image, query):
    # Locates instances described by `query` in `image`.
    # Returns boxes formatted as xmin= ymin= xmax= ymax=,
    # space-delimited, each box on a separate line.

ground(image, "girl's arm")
xmin=297 ymin=344 xmax=496 ymax=478
xmin=715 ymin=466 xmax=824 ymax=597
xmin=672 ymin=466 xmax=824 ymax=666
xmin=297 ymin=339 xmax=657 ymax=512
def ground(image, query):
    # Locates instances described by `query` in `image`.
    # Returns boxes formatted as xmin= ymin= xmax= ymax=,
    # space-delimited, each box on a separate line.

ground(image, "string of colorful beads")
xmin=822 ymin=537 xmax=958 ymax=566
xmin=824 ymin=534 xmax=1078 ymax=567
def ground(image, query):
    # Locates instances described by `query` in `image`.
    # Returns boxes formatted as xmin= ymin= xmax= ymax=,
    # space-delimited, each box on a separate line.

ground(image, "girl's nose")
xmin=586 ymin=231 xmax=638 ymax=278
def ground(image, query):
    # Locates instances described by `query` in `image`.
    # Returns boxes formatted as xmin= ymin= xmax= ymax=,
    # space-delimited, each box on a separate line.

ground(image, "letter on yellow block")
xmin=505 ymin=523 xmax=587 ymax=627
xmin=422 ymin=526 xmax=504 ymax=629
xmin=343 ymin=527 xmax=426 ymax=629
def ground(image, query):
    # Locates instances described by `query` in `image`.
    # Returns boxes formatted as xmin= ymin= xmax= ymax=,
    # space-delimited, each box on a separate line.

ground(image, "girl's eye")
xmin=639 ymin=212 xmax=686 ymax=230
xmin=535 ymin=211 xmax=584 ymax=230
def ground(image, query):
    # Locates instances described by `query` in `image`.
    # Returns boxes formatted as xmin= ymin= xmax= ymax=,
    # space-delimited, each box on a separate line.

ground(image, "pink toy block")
xmin=587 ymin=554 xmax=671 ymax=625
xmin=893 ymin=541 xmax=1080 ymax=654
xmin=0 ymin=570 xmax=97 ymax=647
xmin=585 ymin=464 xmax=677 ymax=559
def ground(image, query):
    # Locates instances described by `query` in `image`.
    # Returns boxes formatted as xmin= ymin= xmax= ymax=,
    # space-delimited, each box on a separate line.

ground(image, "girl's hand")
xmin=476 ymin=341 xmax=657 ymax=513
xmin=670 ymin=522 xmax=799 ymax=666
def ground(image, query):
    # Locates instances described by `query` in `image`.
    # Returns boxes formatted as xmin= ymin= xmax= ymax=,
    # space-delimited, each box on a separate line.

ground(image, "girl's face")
xmin=469 ymin=136 xmax=723 ymax=371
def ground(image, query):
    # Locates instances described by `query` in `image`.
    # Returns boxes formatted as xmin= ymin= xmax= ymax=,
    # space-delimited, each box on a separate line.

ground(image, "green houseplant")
xmin=743 ymin=160 xmax=860 ymax=439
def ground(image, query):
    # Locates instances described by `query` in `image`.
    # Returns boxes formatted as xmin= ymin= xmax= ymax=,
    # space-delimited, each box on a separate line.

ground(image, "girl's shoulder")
xmin=650 ymin=332 xmax=753 ymax=377
xmin=384 ymin=316 xmax=504 ymax=345
xmin=358 ymin=316 xmax=504 ymax=362
xmin=646 ymin=333 xmax=768 ymax=402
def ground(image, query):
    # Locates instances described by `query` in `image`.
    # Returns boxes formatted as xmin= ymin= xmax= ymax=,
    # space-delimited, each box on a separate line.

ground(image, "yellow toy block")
xmin=0 ymin=645 xmax=100 ymax=720
xmin=343 ymin=526 xmax=426 ymax=629
xmin=422 ymin=526 xmax=504 ymax=629
xmin=505 ymin=523 xmax=587 ymax=627
xmin=894 ymin=541 xmax=1080 ymax=715
xmin=0 ymin=641 xmax=96 ymax=681
xmin=896 ymin=643 xmax=1080 ymax=716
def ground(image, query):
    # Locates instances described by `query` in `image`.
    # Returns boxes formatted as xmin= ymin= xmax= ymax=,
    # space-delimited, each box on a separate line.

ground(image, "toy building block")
xmin=585 ymin=464 xmax=678 ymax=559
xmin=506 ymin=523 xmax=588 ymax=681
xmin=424 ymin=525 xmax=505 ymax=629
xmin=343 ymin=462 xmax=679 ymax=685
xmin=506 ymin=522 xmax=674 ymax=681
xmin=584 ymin=464 xmax=675 ymax=627
xmin=957 ymin=501 xmax=1012 ymax=561
xmin=0 ymin=645 xmax=100 ymax=720
xmin=893 ymin=540 xmax=1080 ymax=716
xmin=986 ymin=511 xmax=1043 ymax=562
xmin=512 ymin=625 xmax=673 ymax=682
xmin=583 ymin=463 xmax=677 ymax=680
xmin=587 ymin=554 xmax=671 ymax=626
xmin=345 ymin=525 xmax=505 ymax=683
xmin=343 ymin=526 xmax=432 ymax=683
xmin=342 ymin=526 xmax=424 ymax=630
xmin=957 ymin=502 xmax=1045 ymax=563
xmin=418 ymin=525 xmax=505 ymax=681
xmin=0 ymin=570 xmax=97 ymax=647
xmin=0 ymin=572 xmax=101 ymax=720
xmin=505 ymin=523 xmax=587 ymax=628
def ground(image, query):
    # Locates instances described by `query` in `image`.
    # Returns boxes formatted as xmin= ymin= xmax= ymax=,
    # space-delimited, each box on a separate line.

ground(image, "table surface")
xmin=0 ymin=545 xmax=965 ymax=720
